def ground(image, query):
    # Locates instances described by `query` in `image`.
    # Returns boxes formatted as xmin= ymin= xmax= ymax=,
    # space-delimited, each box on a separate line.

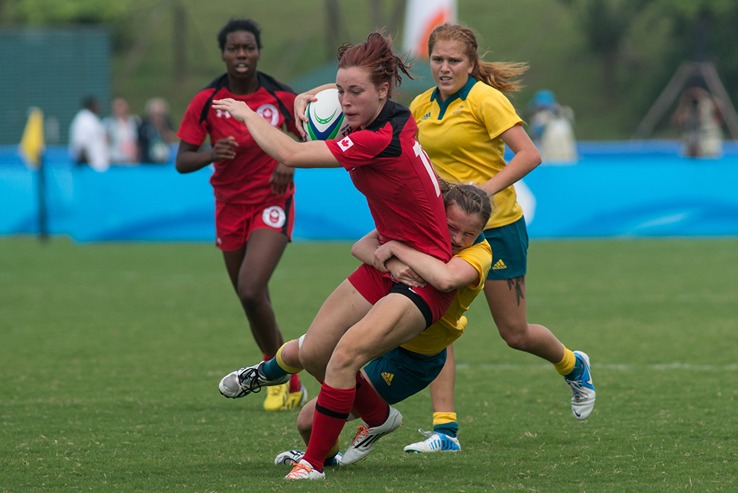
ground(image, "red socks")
xmin=303 ymin=383 xmax=355 ymax=471
xmin=289 ymin=373 xmax=301 ymax=393
xmin=352 ymin=372 xmax=389 ymax=427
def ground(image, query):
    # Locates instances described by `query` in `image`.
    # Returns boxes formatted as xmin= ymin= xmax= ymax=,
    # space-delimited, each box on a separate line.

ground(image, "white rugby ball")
xmin=303 ymin=88 xmax=350 ymax=141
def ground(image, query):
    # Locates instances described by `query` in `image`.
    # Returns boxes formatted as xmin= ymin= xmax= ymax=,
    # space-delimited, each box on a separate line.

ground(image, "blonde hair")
xmin=428 ymin=23 xmax=528 ymax=93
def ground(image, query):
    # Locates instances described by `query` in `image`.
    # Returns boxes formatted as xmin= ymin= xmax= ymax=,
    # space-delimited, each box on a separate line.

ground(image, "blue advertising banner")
xmin=2 ymin=142 xmax=737 ymax=242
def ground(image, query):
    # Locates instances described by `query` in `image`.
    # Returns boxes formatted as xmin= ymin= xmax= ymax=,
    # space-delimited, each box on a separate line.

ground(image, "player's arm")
xmin=351 ymin=230 xmax=383 ymax=269
xmin=211 ymin=98 xmax=339 ymax=169
xmin=478 ymin=124 xmax=541 ymax=197
xmin=351 ymin=231 xmax=427 ymax=288
xmin=175 ymin=137 xmax=238 ymax=174
xmin=375 ymin=241 xmax=479 ymax=292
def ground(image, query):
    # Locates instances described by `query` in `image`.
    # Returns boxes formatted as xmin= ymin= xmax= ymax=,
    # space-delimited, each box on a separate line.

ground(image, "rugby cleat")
xmin=564 ymin=350 xmax=596 ymax=420
xmin=403 ymin=429 xmax=461 ymax=453
xmin=284 ymin=459 xmax=325 ymax=480
xmin=275 ymin=449 xmax=343 ymax=467
xmin=282 ymin=384 xmax=308 ymax=410
xmin=218 ymin=361 xmax=290 ymax=399
xmin=263 ymin=383 xmax=289 ymax=411
xmin=340 ymin=406 xmax=403 ymax=465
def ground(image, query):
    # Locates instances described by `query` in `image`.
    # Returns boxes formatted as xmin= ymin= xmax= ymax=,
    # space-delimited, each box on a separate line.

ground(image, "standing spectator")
xmin=69 ymin=96 xmax=109 ymax=172
xmin=138 ymin=97 xmax=178 ymax=164
xmin=175 ymin=19 xmax=305 ymax=412
xmin=672 ymin=86 xmax=724 ymax=158
xmin=103 ymin=97 xmax=140 ymax=165
xmin=528 ymin=89 xmax=578 ymax=163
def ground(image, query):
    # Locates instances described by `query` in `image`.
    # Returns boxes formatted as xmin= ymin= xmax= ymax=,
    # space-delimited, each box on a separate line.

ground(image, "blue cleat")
xmin=403 ymin=430 xmax=461 ymax=453
xmin=564 ymin=350 xmax=596 ymax=420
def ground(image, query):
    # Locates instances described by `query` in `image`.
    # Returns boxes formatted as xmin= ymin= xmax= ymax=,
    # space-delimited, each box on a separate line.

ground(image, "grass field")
xmin=2 ymin=236 xmax=737 ymax=492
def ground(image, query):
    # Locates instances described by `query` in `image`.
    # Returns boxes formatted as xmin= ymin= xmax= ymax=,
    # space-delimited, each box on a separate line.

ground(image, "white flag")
xmin=402 ymin=0 xmax=457 ymax=59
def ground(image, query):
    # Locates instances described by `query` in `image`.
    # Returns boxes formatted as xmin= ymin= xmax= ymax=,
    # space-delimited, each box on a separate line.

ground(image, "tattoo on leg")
xmin=506 ymin=276 xmax=526 ymax=306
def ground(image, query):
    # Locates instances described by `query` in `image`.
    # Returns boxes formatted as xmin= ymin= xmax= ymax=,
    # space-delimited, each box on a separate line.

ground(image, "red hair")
xmin=337 ymin=32 xmax=413 ymax=99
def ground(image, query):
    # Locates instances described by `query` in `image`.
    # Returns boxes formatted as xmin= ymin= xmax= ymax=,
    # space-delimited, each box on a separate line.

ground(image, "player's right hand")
xmin=293 ymin=92 xmax=317 ymax=140
xmin=211 ymin=136 xmax=237 ymax=162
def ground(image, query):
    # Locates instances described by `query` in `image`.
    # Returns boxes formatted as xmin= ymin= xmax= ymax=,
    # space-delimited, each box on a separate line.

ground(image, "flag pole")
xmin=36 ymin=151 xmax=49 ymax=242
xmin=19 ymin=107 xmax=48 ymax=243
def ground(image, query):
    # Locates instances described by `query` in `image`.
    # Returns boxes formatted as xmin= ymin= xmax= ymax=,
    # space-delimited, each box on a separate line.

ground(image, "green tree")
xmin=4 ymin=0 xmax=130 ymax=24
xmin=558 ymin=0 xmax=650 ymax=101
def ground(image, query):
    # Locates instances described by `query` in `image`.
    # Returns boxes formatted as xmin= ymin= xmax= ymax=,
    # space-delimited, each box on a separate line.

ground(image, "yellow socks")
xmin=554 ymin=346 xmax=577 ymax=376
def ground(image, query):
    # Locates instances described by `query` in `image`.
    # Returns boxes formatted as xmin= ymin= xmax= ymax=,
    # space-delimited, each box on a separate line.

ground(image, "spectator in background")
xmin=69 ymin=96 xmax=109 ymax=172
xmin=672 ymin=86 xmax=724 ymax=158
xmin=528 ymin=89 xmax=578 ymax=163
xmin=103 ymin=97 xmax=140 ymax=165
xmin=138 ymin=97 xmax=178 ymax=164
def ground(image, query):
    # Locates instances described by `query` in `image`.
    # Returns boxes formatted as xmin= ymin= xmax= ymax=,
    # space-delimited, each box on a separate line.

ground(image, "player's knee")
xmin=236 ymin=283 xmax=267 ymax=309
xmin=328 ymin=345 xmax=363 ymax=375
xmin=298 ymin=347 xmax=326 ymax=381
xmin=296 ymin=406 xmax=312 ymax=436
xmin=499 ymin=324 xmax=530 ymax=351
xmin=280 ymin=340 xmax=301 ymax=369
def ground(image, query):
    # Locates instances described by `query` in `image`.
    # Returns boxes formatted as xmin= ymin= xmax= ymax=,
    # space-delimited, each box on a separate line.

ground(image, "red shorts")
xmin=348 ymin=263 xmax=453 ymax=327
xmin=215 ymin=196 xmax=294 ymax=251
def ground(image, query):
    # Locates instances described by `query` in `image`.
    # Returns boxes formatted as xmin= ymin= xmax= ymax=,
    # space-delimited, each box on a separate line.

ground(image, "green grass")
xmin=2 ymin=236 xmax=737 ymax=492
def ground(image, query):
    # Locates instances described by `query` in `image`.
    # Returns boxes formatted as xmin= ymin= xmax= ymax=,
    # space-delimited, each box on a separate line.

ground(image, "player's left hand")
xmin=270 ymin=162 xmax=294 ymax=194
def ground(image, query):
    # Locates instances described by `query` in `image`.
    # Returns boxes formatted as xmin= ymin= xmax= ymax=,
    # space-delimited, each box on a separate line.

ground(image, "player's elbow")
xmin=529 ymin=147 xmax=543 ymax=168
xmin=350 ymin=243 xmax=363 ymax=261
xmin=174 ymin=152 xmax=198 ymax=174
xmin=434 ymin=276 xmax=459 ymax=293
xmin=279 ymin=155 xmax=301 ymax=168
xmin=272 ymin=142 xmax=305 ymax=168
xmin=174 ymin=159 xmax=189 ymax=174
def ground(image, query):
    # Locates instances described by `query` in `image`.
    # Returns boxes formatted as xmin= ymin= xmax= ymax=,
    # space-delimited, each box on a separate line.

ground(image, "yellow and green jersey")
xmin=411 ymin=78 xmax=524 ymax=229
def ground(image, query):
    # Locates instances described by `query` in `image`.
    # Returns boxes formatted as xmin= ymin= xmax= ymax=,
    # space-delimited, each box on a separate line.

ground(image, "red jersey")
xmin=177 ymin=73 xmax=299 ymax=205
xmin=326 ymin=101 xmax=451 ymax=262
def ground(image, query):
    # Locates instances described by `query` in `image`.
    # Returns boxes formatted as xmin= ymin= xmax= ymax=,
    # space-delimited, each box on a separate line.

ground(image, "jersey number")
xmin=413 ymin=140 xmax=441 ymax=196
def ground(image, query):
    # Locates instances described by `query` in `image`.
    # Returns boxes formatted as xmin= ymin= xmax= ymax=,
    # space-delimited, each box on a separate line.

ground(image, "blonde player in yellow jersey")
xmin=219 ymin=183 xmax=492 ymax=466
xmin=405 ymin=23 xmax=596 ymax=454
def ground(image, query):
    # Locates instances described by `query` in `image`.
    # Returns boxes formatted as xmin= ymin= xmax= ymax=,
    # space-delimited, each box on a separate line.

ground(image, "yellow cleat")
xmin=263 ymin=382 xmax=289 ymax=412
xmin=282 ymin=385 xmax=308 ymax=411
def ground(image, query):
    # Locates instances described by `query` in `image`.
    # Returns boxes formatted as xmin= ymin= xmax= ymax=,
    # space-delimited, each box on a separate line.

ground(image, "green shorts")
xmin=483 ymin=216 xmax=528 ymax=280
xmin=363 ymin=347 xmax=447 ymax=405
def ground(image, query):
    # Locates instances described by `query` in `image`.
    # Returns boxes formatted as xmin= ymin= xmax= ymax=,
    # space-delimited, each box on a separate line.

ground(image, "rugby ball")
xmin=303 ymin=88 xmax=350 ymax=141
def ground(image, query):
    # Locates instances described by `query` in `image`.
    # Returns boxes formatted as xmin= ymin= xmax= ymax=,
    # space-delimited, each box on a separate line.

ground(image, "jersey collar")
xmin=431 ymin=77 xmax=477 ymax=118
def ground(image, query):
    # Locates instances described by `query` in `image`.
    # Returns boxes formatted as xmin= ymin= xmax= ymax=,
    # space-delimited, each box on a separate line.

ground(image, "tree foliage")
xmin=559 ymin=0 xmax=738 ymax=133
xmin=3 ymin=0 xmax=133 ymax=24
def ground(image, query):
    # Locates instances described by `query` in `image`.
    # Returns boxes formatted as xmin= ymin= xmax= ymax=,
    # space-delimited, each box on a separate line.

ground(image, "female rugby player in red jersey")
xmin=175 ymin=18 xmax=304 ymax=412
xmin=212 ymin=32 xmax=454 ymax=480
